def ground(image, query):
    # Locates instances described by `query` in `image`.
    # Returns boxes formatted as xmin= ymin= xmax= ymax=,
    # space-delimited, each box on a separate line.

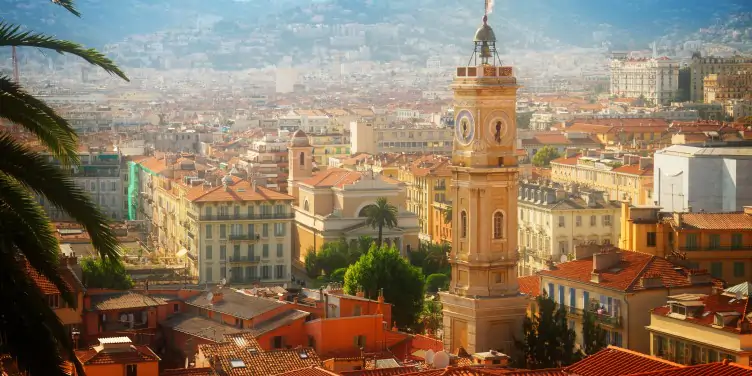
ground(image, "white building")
xmin=275 ymin=68 xmax=298 ymax=94
xmin=517 ymin=181 xmax=621 ymax=276
xmin=653 ymin=142 xmax=752 ymax=213
xmin=610 ymin=57 xmax=679 ymax=105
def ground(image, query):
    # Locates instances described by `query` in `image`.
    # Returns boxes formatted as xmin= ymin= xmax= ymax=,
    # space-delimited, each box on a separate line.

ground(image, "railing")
xmin=229 ymin=234 xmax=261 ymax=241
xmin=199 ymin=213 xmax=294 ymax=221
xmin=567 ymin=307 xmax=622 ymax=328
xmin=679 ymin=245 xmax=752 ymax=251
xmin=229 ymin=255 xmax=261 ymax=263
xmin=187 ymin=212 xmax=197 ymax=220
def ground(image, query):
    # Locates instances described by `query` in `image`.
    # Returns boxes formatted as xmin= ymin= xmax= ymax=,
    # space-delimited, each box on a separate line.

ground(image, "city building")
xmin=689 ymin=55 xmax=752 ymax=102
xmin=309 ymin=132 xmax=351 ymax=167
xmin=288 ymin=130 xmax=420 ymax=263
xmin=703 ymin=72 xmax=752 ymax=104
xmin=620 ymin=204 xmax=752 ymax=285
xmin=551 ymin=149 xmax=654 ymax=206
xmin=350 ymin=121 xmax=453 ymax=155
xmin=518 ymin=131 xmax=602 ymax=161
xmin=538 ymin=246 xmax=716 ymax=354
xmin=439 ymin=15 xmax=528 ymax=355
xmin=396 ymin=155 xmax=452 ymax=243
xmin=517 ymin=181 xmax=621 ymax=276
xmin=562 ymin=118 xmax=670 ymax=146
xmin=646 ymin=282 xmax=752 ymax=365
xmin=26 ymin=254 xmax=85 ymax=342
xmin=610 ymin=57 xmax=679 ymax=106
xmin=75 ymin=337 xmax=159 ymax=376
xmin=240 ymin=134 xmax=290 ymax=191
xmin=653 ymin=142 xmax=752 ymax=213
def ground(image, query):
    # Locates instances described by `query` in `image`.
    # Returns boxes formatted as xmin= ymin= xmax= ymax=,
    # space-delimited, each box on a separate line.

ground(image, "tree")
xmin=304 ymin=247 xmax=319 ymax=278
xmin=419 ymin=299 xmax=443 ymax=335
xmin=532 ymin=146 xmax=561 ymax=167
xmin=582 ymin=310 xmax=608 ymax=355
xmin=81 ymin=258 xmax=134 ymax=290
xmin=0 ymin=3 xmax=128 ymax=375
xmin=363 ymin=197 xmax=398 ymax=248
xmin=344 ymin=244 xmax=425 ymax=327
xmin=425 ymin=273 xmax=449 ymax=293
xmin=515 ymin=295 xmax=578 ymax=369
xmin=328 ymin=267 xmax=347 ymax=284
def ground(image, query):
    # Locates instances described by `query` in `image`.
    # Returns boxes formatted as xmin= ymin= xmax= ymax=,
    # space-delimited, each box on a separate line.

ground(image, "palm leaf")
xmin=0 ymin=22 xmax=128 ymax=81
xmin=51 ymin=0 xmax=81 ymax=17
xmin=0 ymin=76 xmax=79 ymax=166
xmin=0 ymin=135 xmax=121 ymax=263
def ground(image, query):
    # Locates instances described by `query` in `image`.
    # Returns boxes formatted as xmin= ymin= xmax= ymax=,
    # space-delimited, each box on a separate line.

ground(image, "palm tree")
xmin=419 ymin=299 xmax=443 ymax=336
xmin=1 ymin=2 xmax=128 ymax=375
xmin=364 ymin=197 xmax=398 ymax=249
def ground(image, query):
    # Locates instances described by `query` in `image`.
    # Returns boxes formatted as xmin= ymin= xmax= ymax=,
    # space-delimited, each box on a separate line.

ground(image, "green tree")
xmin=419 ymin=299 xmax=443 ymax=335
xmin=582 ymin=310 xmax=608 ymax=355
xmin=531 ymin=146 xmax=562 ymax=167
xmin=515 ymin=295 xmax=578 ymax=369
xmin=81 ymin=258 xmax=134 ymax=290
xmin=304 ymin=247 xmax=319 ymax=278
xmin=363 ymin=197 xmax=398 ymax=248
xmin=0 ymin=2 xmax=128 ymax=375
xmin=344 ymin=245 xmax=425 ymax=327
xmin=328 ymin=267 xmax=347 ymax=284
xmin=425 ymin=273 xmax=449 ymax=293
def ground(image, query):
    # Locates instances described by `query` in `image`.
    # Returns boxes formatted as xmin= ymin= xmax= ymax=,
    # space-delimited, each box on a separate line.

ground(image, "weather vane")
xmin=485 ymin=0 xmax=495 ymax=17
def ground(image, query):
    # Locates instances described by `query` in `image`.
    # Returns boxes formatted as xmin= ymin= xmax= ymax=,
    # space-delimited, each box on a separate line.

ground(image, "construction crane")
xmin=11 ymin=46 xmax=19 ymax=84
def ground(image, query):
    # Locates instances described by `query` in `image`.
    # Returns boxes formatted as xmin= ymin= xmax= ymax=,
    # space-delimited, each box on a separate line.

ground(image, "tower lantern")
xmin=473 ymin=15 xmax=497 ymax=66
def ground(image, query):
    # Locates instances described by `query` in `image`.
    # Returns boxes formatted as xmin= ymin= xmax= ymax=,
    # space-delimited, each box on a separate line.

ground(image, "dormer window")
xmin=669 ymin=303 xmax=686 ymax=317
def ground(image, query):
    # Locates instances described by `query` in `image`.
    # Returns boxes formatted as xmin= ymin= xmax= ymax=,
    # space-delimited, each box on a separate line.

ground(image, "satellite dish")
xmin=425 ymin=349 xmax=435 ymax=365
xmin=560 ymin=254 xmax=568 ymax=263
xmin=433 ymin=351 xmax=449 ymax=369
xmin=207 ymin=292 xmax=214 ymax=305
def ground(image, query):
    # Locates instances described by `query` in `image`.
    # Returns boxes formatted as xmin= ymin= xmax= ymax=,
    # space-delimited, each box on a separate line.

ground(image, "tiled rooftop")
xmin=630 ymin=361 xmax=752 ymax=375
xmin=89 ymin=291 xmax=170 ymax=311
xmin=666 ymin=212 xmax=752 ymax=231
xmin=161 ymin=314 xmax=246 ymax=342
xmin=651 ymin=284 xmax=752 ymax=333
xmin=75 ymin=343 xmax=159 ymax=365
xmin=340 ymin=366 xmax=419 ymax=376
xmin=185 ymin=175 xmax=293 ymax=203
xmin=199 ymin=333 xmax=320 ymax=375
xmin=186 ymin=289 xmax=287 ymax=320
xmin=160 ymin=368 xmax=216 ymax=375
xmin=563 ymin=346 xmax=680 ymax=376
xmin=517 ymin=276 xmax=541 ymax=297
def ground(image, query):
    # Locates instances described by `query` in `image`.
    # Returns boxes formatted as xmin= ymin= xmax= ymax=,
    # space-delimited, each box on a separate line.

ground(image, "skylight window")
xmin=248 ymin=348 xmax=258 ymax=354
xmin=299 ymin=352 xmax=309 ymax=359
xmin=230 ymin=359 xmax=246 ymax=368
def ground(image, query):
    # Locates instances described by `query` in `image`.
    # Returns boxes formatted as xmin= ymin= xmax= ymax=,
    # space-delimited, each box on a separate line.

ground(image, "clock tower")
xmin=439 ymin=9 xmax=527 ymax=356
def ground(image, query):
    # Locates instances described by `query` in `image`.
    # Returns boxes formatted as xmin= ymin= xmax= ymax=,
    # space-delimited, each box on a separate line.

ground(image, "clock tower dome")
xmin=439 ymin=7 xmax=527 ymax=356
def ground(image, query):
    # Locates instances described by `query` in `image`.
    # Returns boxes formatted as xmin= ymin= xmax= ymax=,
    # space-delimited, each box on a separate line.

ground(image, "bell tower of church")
xmin=439 ymin=5 xmax=527 ymax=356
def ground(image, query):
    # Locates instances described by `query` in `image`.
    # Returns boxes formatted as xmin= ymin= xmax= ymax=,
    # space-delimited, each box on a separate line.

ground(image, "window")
xmin=205 ymin=245 xmax=213 ymax=260
xmin=220 ymin=267 xmax=226 ymax=279
xmin=303 ymin=199 xmax=310 ymax=212
xmin=205 ymin=206 xmax=212 ymax=216
xmin=275 ymin=265 xmax=285 ymax=279
xmin=263 ymin=244 xmax=269 ymax=258
xmin=274 ymin=223 xmax=286 ymax=237
xmin=219 ymin=224 xmax=227 ymax=239
xmin=575 ymin=216 xmax=582 ymax=227
xmin=354 ymin=335 xmax=366 ymax=348
xmin=48 ymin=294 xmax=60 ymax=309
xmin=732 ymin=233 xmax=743 ymax=248
xmin=709 ymin=234 xmax=721 ymax=249
xmin=262 ymin=224 xmax=269 ymax=237
xmin=647 ymin=232 xmax=657 ymax=247
xmin=710 ymin=262 xmax=723 ymax=278
xmin=590 ymin=215 xmax=596 ymax=226
xmin=493 ymin=212 xmax=503 ymax=239
xmin=734 ymin=262 xmax=745 ymax=278
xmin=558 ymin=216 xmax=565 ymax=228
xmin=233 ymin=245 xmax=241 ymax=259
xmin=220 ymin=245 xmax=226 ymax=261
xmin=603 ymin=215 xmax=612 ymax=226
xmin=273 ymin=336 xmax=284 ymax=349
xmin=205 ymin=267 xmax=213 ymax=282
xmin=686 ymin=234 xmax=699 ymax=250
xmin=299 ymin=152 xmax=305 ymax=166
xmin=173 ymin=303 xmax=180 ymax=313
xmin=569 ymin=288 xmax=576 ymax=309
xmin=547 ymin=283 xmax=554 ymax=298
xmin=276 ymin=244 xmax=283 ymax=258
xmin=126 ymin=364 xmax=137 ymax=376
xmin=205 ymin=224 xmax=212 ymax=239
xmin=460 ymin=211 xmax=467 ymax=238
xmin=558 ymin=286 xmax=564 ymax=305
xmin=261 ymin=265 xmax=270 ymax=279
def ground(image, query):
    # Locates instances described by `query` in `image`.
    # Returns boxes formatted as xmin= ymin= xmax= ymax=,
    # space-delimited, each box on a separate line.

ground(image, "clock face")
xmin=486 ymin=111 xmax=511 ymax=145
xmin=455 ymin=110 xmax=475 ymax=145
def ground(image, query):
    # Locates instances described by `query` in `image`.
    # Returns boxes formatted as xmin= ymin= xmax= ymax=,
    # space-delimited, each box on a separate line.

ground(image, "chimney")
xmin=593 ymin=249 xmax=621 ymax=271
xmin=744 ymin=206 xmax=752 ymax=216
xmin=574 ymin=242 xmax=601 ymax=260
xmin=590 ymin=272 xmax=601 ymax=283
xmin=640 ymin=273 xmax=664 ymax=288
xmin=211 ymin=292 xmax=223 ymax=305
xmin=687 ymin=269 xmax=712 ymax=285
xmin=674 ymin=212 xmax=683 ymax=228
xmin=554 ymin=189 xmax=567 ymax=201
xmin=638 ymin=157 xmax=653 ymax=170
xmin=356 ymin=289 xmax=365 ymax=298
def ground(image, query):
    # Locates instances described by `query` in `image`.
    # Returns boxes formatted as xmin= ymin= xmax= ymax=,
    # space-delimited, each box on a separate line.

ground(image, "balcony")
xmin=567 ymin=307 xmax=622 ymax=328
xmin=199 ymin=213 xmax=294 ymax=221
xmin=187 ymin=212 xmax=197 ymax=220
xmin=679 ymin=245 xmax=752 ymax=252
xmin=229 ymin=234 xmax=260 ymax=241
xmin=229 ymin=255 xmax=261 ymax=264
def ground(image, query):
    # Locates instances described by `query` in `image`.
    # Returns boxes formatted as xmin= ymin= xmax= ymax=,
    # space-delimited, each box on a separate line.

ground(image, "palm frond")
xmin=0 ymin=22 xmax=128 ymax=81
xmin=0 ymin=135 xmax=121 ymax=263
xmin=0 ymin=76 xmax=79 ymax=166
xmin=51 ymin=0 xmax=81 ymax=17
xmin=0 ymin=239 xmax=84 ymax=376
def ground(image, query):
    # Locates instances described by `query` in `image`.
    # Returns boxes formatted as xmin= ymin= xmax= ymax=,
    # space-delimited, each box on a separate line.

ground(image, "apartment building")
xmin=309 ymin=132 xmax=351 ymax=167
xmin=690 ymin=55 xmax=752 ymax=102
xmin=537 ymin=246 xmax=715 ymax=355
xmin=240 ymin=135 xmax=289 ymax=191
xmin=610 ymin=57 xmax=679 ymax=105
xmin=396 ymin=155 xmax=452 ymax=243
xmin=562 ymin=118 xmax=670 ymax=146
xmin=551 ymin=149 xmax=654 ymax=206
xmin=704 ymin=72 xmax=752 ymax=104
xmin=620 ymin=204 xmax=752 ymax=285
xmin=646 ymin=282 xmax=752 ymax=365
xmin=518 ymin=131 xmax=602 ymax=161
xmin=517 ymin=181 xmax=621 ymax=276
xmin=350 ymin=121 xmax=453 ymax=155
xmin=278 ymin=110 xmax=333 ymax=134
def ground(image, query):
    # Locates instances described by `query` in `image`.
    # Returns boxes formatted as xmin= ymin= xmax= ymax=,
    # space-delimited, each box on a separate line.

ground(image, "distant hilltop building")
xmin=690 ymin=55 xmax=752 ymax=102
xmin=610 ymin=56 xmax=679 ymax=106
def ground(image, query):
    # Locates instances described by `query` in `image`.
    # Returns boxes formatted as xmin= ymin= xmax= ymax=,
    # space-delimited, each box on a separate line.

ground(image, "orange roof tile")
xmin=629 ymin=361 xmax=752 ymax=375
xmin=161 ymin=368 xmax=216 ymax=376
xmin=76 ymin=344 xmax=159 ymax=365
xmin=668 ymin=212 xmax=752 ymax=231
xmin=517 ymin=276 xmax=541 ymax=297
xmin=563 ymin=346 xmax=681 ymax=376
xmin=275 ymin=366 xmax=338 ymax=376
xmin=186 ymin=176 xmax=293 ymax=203
xmin=340 ymin=366 xmax=418 ymax=376
xmin=651 ymin=293 xmax=751 ymax=333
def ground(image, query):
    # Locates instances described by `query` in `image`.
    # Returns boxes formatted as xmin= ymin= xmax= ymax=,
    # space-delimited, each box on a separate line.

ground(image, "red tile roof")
xmin=298 ymin=168 xmax=402 ymax=189
xmin=340 ymin=366 xmax=419 ymax=376
xmin=161 ymin=368 xmax=216 ymax=376
xmin=198 ymin=333 xmax=320 ymax=375
xmin=275 ymin=366 xmax=338 ymax=376
xmin=538 ymin=250 xmax=710 ymax=292
xmin=651 ymin=293 xmax=751 ymax=333
xmin=563 ymin=346 xmax=681 ymax=376
xmin=667 ymin=212 xmax=752 ymax=231
xmin=517 ymin=276 xmax=541 ymax=297
xmin=400 ymin=367 xmax=510 ymax=376
xmin=75 ymin=344 xmax=160 ymax=365
xmin=629 ymin=361 xmax=752 ymax=376
xmin=186 ymin=176 xmax=293 ymax=203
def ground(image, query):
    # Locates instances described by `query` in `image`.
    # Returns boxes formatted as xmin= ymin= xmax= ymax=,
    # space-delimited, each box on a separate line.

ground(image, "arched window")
xmin=493 ymin=211 xmax=504 ymax=239
xmin=460 ymin=211 xmax=468 ymax=238
xmin=299 ymin=151 xmax=305 ymax=166
xmin=303 ymin=199 xmax=310 ymax=212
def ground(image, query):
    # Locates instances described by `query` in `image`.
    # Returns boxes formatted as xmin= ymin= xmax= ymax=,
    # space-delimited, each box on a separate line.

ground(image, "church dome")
xmin=289 ymin=129 xmax=311 ymax=147
xmin=474 ymin=16 xmax=496 ymax=43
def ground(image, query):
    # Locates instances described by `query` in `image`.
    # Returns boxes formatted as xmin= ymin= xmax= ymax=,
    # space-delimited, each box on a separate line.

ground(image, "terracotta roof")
xmin=651 ymin=293 xmax=751 ymax=333
xmin=185 ymin=289 xmax=287 ymax=320
xmin=340 ymin=366 xmax=418 ymax=376
xmin=198 ymin=333 xmax=320 ymax=375
xmin=629 ymin=361 xmax=752 ymax=375
xmin=186 ymin=176 xmax=293 ymax=203
xmin=400 ymin=367 xmax=510 ymax=376
xmin=76 ymin=344 xmax=160 ymax=365
xmin=298 ymin=168 xmax=402 ymax=189
xmin=89 ymin=291 xmax=170 ymax=311
xmin=538 ymin=250 xmax=711 ymax=292
xmin=275 ymin=366 xmax=338 ymax=376
xmin=521 ymin=133 xmax=601 ymax=146
xmin=667 ymin=212 xmax=752 ymax=230
xmin=517 ymin=276 xmax=541 ymax=297
xmin=549 ymin=155 xmax=580 ymax=166
xmin=137 ymin=156 xmax=168 ymax=174
xmin=161 ymin=368 xmax=216 ymax=376
xmin=563 ymin=346 xmax=680 ymax=376
xmin=24 ymin=258 xmax=72 ymax=295
xmin=612 ymin=164 xmax=653 ymax=176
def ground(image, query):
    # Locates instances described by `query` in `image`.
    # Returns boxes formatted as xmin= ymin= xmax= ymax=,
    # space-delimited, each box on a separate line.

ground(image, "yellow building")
xmin=620 ymin=204 xmax=752 ymax=285
xmin=287 ymin=130 xmax=420 ymax=264
xmin=563 ymin=118 xmax=670 ymax=146
xmin=309 ymin=132 xmax=351 ymax=168
xmin=551 ymin=149 xmax=654 ymax=205
xmin=646 ymin=282 xmax=752 ymax=365
xmin=396 ymin=155 xmax=452 ymax=243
